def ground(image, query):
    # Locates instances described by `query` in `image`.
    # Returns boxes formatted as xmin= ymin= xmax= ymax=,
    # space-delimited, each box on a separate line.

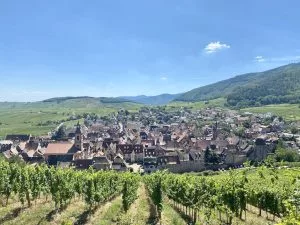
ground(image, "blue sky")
xmin=1 ymin=0 xmax=300 ymax=101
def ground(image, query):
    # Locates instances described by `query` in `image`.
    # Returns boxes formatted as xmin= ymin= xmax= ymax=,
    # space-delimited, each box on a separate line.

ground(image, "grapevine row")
xmin=0 ymin=159 xmax=139 ymax=213
xmin=144 ymin=167 xmax=300 ymax=224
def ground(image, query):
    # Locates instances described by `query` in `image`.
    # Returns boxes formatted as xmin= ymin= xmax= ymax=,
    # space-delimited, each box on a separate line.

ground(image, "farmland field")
xmin=241 ymin=104 xmax=300 ymax=121
xmin=0 ymin=100 xmax=141 ymax=139
xmin=167 ymin=98 xmax=227 ymax=110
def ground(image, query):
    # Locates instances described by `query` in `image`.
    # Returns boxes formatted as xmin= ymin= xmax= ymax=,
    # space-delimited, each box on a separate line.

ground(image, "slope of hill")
xmin=121 ymin=93 xmax=180 ymax=105
xmin=42 ymin=96 xmax=135 ymax=105
xmin=0 ymin=97 xmax=142 ymax=138
xmin=175 ymin=63 xmax=300 ymax=107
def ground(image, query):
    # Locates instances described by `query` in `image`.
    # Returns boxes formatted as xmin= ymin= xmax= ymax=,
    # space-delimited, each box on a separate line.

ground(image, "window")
xmin=77 ymin=136 xmax=80 ymax=141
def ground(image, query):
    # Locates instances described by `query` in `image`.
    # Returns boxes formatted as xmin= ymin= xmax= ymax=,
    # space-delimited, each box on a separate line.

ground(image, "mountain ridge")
xmin=175 ymin=62 xmax=300 ymax=107
xmin=121 ymin=93 xmax=180 ymax=105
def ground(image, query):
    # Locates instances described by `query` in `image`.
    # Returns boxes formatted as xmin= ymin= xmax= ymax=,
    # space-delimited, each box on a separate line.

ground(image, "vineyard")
xmin=1 ymin=159 xmax=300 ymax=225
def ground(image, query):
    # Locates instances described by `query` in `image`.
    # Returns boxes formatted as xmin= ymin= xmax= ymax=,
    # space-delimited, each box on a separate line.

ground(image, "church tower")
xmin=75 ymin=121 xmax=82 ymax=150
xmin=213 ymin=121 xmax=218 ymax=140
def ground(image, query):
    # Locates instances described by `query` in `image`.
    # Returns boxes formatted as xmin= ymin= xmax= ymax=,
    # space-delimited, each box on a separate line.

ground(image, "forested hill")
xmin=175 ymin=63 xmax=300 ymax=107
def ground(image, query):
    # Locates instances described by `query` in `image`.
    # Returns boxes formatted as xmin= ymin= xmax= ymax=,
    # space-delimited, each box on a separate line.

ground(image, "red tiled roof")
xmin=45 ymin=142 xmax=75 ymax=155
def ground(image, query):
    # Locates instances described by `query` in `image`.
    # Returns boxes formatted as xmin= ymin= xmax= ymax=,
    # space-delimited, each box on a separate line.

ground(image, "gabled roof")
xmin=195 ymin=140 xmax=211 ymax=150
xmin=189 ymin=150 xmax=202 ymax=161
xmin=45 ymin=142 xmax=76 ymax=155
xmin=6 ymin=134 xmax=30 ymax=142
xmin=0 ymin=143 xmax=12 ymax=152
xmin=93 ymin=155 xmax=111 ymax=164
xmin=25 ymin=141 xmax=39 ymax=151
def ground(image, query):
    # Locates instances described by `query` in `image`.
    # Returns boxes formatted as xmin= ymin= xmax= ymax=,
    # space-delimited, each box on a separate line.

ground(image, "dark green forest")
xmin=176 ymin=63 xmax=300 ymax=108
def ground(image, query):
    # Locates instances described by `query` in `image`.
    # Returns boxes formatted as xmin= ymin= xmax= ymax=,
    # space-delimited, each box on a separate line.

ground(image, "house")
xmin=117 ymin=144 xmax=144 ymax=163
xmin=44 ymin=142 xmax=78 ymax=165
xmin=195 ymin=140 xmax=211 ymax=151
xmin=189 ymin=150 xmax=203 ymax=161
xmin=157 ymin=153 xmax=180 ymax=166
xmin=5 ymin=134 xmax=31 ymax=142
xmin=144 ymin=146 xmax=164 ymax=158
xmin=260 ymin=125 xmax=271 ymax=134
xmin=140 ymin=131 xmax=148 ymax=140
xmin=112 ymin=154 xmax=128 ymax=171
xmin=117 ymin=144 xmax=133 ymax=162
xmin=21 ymin=140 xmax=42 ymax=161
xmin=141 ymin=139 xmax=155 ymax=147
xmin=102 ymin=138 xmax=118 ymax=149
xmin=2 ymin=147 xmax=19 ymax=160
xmin=74 ymin=159 xmax=93 ymax=169
xmin=0 ymin=140 xmax=13 ymax=153
xmin=93 ymin=155 xmax=112 ymax=170
xmin=143 ymin=157 xmax=157 ymax=174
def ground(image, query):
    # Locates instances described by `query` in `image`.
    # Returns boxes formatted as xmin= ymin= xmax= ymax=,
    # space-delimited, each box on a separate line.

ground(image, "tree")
xmin=242 ymin=120 xmax=251 ymax=129
xmin=234 ymin=127 xmax=245 ymax=138
xmin=275 ymin=147 xmax=300 ymax=162
xmin=52 ymin=125 xmax=67 ymax=140
xmin=291 ymin=126 xmax=298 ymax=135
xmin=204 ymin=147 xmax=211 ymax=163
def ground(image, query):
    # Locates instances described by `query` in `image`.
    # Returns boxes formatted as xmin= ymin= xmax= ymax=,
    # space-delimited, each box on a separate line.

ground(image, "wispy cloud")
xmin=254 ymin=55 xmax=300 ymax=63
xmin=255 ymin=56 xmax=265 ymax=62
xmin=160 ymin=76 xmax=168 ymax=81
xmin=204 ymin=41 xmax=230 ymax=54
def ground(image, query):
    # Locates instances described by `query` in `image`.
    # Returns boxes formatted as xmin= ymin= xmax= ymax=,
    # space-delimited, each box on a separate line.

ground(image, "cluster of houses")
xmin=1 ymin=107 xmax=299 ymax=173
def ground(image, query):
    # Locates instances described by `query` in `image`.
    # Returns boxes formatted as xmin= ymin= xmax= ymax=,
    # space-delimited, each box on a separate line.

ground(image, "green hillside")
xmin=0 ymin=97 xmax=141 ymax=138
xmin=176 ymin=63 xmax=300 ymax=107
xmin=241 ymin=104 xmax=300 ymax=122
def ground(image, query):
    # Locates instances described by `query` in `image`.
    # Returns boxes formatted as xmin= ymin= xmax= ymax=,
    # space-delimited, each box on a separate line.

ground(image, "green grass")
xmin=123 ymin=183 xmax=156 ymax=225
xmin=161 ymin=201 xmax=187 ymax=225
xmin=1 ymin=198 xmax=54 ymax=225
xmin=241 ymin=104 xmax=300 ymax=121
xmin=97 ymin=197 xmax=123 ymax=225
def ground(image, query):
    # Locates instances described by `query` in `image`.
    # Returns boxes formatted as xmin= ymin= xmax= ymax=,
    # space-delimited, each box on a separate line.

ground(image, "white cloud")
xmin=204 ymin=41 xmax=230 ymax=54
xmin=255 ymin=56 xmax=265 ymax=62
xmin=160 ymin=76 xmax=168 ymax=81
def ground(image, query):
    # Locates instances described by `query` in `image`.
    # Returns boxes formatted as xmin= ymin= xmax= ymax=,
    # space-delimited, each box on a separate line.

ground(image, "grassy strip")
xmin=161 ymin=199 xmax=187 ymax=225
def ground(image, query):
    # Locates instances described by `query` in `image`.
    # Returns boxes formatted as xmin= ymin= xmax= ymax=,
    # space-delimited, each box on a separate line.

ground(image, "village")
xmin=1 ymin=106 xmax=299 ymax=173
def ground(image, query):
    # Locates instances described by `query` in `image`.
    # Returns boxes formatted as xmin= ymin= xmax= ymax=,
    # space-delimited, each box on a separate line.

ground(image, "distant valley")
xmin=121 ymin=93 xmax=180 ymax=105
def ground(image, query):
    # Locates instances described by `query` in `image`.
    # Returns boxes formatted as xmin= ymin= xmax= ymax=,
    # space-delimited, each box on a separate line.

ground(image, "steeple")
xmin=75 ymin=121 xmax=82 ymax=150
xmin=213 ymin=120 xmax=218 ymax=140
xmin=75 ymin=121 xmax=82 ymax=134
